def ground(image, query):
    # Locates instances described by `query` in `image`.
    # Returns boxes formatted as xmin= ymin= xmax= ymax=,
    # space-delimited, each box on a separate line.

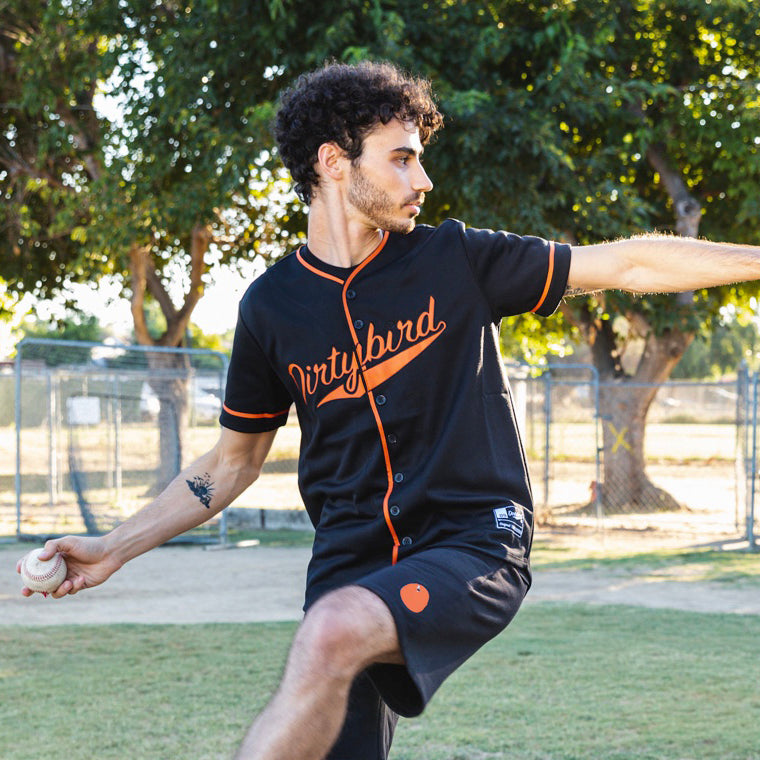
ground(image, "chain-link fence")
xmin=520 ymin=364 xmax=751 ymax=547
xmin=5 ymin=339 xmax=227 ymax=542
xmin=4 ymin=345 xmax=758 ymax=549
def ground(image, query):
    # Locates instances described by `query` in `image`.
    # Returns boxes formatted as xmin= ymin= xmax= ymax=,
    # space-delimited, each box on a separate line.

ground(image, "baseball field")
xmin=2 ymin=537 xmax=759 ymax=760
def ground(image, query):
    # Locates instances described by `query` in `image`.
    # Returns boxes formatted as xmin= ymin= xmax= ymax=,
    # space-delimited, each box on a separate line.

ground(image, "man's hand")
xmin=16 ymin=536 xmax=123 ymax=599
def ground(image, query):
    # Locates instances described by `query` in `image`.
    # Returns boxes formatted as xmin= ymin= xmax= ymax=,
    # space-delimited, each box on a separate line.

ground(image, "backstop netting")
xmin=8 ymin=339 xmax=227 ymax=543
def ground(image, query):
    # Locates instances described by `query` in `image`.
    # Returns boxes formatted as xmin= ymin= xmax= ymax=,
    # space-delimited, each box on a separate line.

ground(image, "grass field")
xmin=2 ymin=603 xmax=759 ymax=760
xmin=529 ymin=543 xmax=760 ymax=583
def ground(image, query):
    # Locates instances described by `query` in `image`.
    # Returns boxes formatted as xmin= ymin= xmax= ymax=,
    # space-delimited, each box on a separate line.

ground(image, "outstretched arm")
xmin=18 ymin=426 xmax=278 ymax=598
xmin=567 ymin=235 xmax=760 ymax=295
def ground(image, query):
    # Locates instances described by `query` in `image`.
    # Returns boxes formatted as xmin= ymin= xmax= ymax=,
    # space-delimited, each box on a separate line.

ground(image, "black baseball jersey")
xmin=221 ymin=219 xmax=571 ymax=605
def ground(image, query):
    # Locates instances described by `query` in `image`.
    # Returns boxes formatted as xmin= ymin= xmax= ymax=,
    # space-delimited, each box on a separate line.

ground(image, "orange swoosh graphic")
xmin=317 ymin=328 xmax=445 ymax=407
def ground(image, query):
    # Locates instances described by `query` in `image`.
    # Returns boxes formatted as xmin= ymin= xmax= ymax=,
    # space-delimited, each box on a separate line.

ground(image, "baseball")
xmin=20 ymin=548 xmax=67 ymax=593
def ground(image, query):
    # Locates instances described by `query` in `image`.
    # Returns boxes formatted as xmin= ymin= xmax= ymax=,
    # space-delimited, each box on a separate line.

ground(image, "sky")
xmin=69 ymin=259 xmax=263 ymax=337
xmin=0 ymin=258 xmax=264 ymax=358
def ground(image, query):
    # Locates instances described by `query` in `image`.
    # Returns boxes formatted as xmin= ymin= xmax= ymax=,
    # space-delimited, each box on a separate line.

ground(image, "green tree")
xmin=4 ymin=1 xmax=760 ymax=508
xmin=1 ymin=0 xmax=303 ymax=487
xmin=261 ymin=0 xmax=760 ymax=511
xmin=671 ymin=312 xmax=760 ymax=379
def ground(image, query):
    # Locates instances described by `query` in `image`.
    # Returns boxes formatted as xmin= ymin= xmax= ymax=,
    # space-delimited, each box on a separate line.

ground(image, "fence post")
xmin=591 ymin=366 xmax=603 ymax=522
xmin=14 ymin=344 xmax=23 ymax=537
xmin=749 ymin=371 xmax=758 ymax=549
xmin=113 ymin=373 xmax=123 ymax=501
xmin=543 ymin=370 xmax=552 ymax=508
xmin=47 ymin=371 xmax=57 ymax=509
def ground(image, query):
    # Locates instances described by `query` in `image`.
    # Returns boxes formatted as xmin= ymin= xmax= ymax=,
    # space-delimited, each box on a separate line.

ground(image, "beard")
xmin=347 ymin=165 xmax=420 ymax=234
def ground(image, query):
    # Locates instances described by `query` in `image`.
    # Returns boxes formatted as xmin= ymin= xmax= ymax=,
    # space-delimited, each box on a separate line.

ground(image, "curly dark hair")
xmin=274 ymin=60 xmax=444 ymax=204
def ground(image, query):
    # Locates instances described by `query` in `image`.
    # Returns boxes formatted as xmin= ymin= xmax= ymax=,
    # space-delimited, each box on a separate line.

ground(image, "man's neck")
xmin=306 ymin=194 xmax=383 ymax=268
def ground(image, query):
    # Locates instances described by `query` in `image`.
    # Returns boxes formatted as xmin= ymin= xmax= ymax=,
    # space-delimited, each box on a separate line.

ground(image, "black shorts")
xmin=326 ymin=547 xmax=531 ymax=760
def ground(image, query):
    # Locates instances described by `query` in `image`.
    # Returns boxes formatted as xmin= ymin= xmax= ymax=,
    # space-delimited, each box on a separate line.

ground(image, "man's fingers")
xmin=51 ymin=578 xmax=76 ymax=599
xmin=38 ymin=539 xmax=62 ymax=561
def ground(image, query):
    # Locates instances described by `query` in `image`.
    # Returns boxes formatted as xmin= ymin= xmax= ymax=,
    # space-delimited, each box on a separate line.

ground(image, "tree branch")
xmin=645 ymin=143 xmax=702 ymax=237
xmin=0 ymin=140 xmax=68 ymax=190
xmin=129 ymin=245 xmax=154 ymax=346
xmin=144 ymin=257 xmax=178 ymax=322
xmin=169 ymin=224 xmax=211 ymax=344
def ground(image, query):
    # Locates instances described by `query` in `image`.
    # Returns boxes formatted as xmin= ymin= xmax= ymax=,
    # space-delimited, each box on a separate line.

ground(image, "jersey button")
xmin=394 ymin=472 xmax=404 ymax=483
xmin=353 ymin=319 xmax=364 ymax=329
xmin=375 ymin=394 xmax=386 ymax=406
xmin=401 ymin=536 xmax=413 ymax=546
xmin=389 ymin=505 xmax=400 ymax=516
xmin=387 ymin=433 xmax=398 ymax=444
xmin=346 ymin=289 xmax=356 ymax=300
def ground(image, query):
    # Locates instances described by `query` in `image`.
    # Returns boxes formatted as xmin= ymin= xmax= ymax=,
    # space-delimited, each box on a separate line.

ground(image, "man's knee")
xmin=297 ymin=586 xmax=402 ymax=680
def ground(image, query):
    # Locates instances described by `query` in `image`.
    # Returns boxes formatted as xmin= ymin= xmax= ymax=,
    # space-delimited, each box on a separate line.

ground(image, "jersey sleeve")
xmin=219 ymin=311 xmax=292 ymax=433
xmin=458 ymin=222 xmax=572 ymax=319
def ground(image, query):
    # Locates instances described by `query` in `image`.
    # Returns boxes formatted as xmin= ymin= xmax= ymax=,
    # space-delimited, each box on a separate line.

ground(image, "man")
xmin=18 ymin=61 xmax=760 ymax=759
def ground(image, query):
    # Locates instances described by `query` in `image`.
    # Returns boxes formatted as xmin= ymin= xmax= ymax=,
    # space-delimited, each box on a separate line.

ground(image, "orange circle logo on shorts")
xmin=400 ymin=583 xmax=430 ymax=613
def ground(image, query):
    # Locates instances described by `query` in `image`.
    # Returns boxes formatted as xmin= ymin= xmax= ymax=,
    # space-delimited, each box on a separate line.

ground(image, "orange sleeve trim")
xmin=530 ymin=241 xmax=555 ymax=314
xmin=296 ymin=249 xmax=345 ymax=285
xmin=222 ymin=403 xmax=289 ymax=419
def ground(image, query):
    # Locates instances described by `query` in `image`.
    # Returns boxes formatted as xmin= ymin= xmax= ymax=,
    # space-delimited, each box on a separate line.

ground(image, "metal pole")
xmin=543 ymin=371 xmax=551 ymax=508
xmin=14 ymin=345 xmax=23 ymax=537
xmin=592 ymin=366 xmax=603 ymax=524
xmin=748 ymin=372 xmax=758 ymax=549
xmin=734 ymin=364 xmax=748 ymax=533
xmin=114 ymin=374 xmax=122 ymax=501
xmin=218 ymin=359 xmax=228 ymax=545
xmin=47 ymin=372 xmax=57 ymax=508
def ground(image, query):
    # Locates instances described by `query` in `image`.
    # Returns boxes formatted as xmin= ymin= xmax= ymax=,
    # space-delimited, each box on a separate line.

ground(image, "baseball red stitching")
xmin=24 ymin=552 xmax=63 ymax=581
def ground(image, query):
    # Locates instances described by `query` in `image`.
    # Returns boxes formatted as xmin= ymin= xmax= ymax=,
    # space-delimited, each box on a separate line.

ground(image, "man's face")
xmin=346 ymin=119 xmax=433 ymax=234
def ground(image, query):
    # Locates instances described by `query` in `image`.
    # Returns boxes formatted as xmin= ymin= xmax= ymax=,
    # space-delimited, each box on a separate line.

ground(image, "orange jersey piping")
xmin=530 ymin=240 xmax=555 ymax=314
xmin=296 ymin=249 xmax=345 ymax=285
xmin=340 ymin=232 xmax=400 ymax=563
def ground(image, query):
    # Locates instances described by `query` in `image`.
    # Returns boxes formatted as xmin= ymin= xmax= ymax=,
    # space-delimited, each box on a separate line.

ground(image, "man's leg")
xmin=326 ymin=671 xmax=399 ymax=760
xmin=234 ymin=585 xmax=403 ymax=760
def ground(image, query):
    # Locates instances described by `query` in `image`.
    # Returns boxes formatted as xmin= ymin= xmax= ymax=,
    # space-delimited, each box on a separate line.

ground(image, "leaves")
xmin=2 ymin=0 xmax=760 ymax=365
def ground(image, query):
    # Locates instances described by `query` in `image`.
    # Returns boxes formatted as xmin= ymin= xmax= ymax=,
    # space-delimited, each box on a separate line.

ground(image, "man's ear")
xmin=316 ymin=142 xmax=349 ymax=181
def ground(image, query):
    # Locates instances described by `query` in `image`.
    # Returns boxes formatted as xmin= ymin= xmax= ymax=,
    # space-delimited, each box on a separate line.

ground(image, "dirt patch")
xmin=2 ymin=530 xmax=758 ymax=626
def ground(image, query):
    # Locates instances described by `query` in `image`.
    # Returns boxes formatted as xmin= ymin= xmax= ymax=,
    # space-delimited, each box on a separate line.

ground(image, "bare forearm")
xmin=103 ymin=455 xmax=232 ymax=564
xmin=569 ymin=235 xmax=760 ymax=294
xmin=103 ymin=429 xmax=274 ymax=566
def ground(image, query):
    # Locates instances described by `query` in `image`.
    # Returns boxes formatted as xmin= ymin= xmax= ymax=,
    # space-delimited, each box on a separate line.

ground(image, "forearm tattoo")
xmin=186 ymin=472 xmax=215 ymax=508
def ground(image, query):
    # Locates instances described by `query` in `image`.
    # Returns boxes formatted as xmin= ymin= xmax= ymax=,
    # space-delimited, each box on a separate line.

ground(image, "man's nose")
xmin=413 ymin=164 xmax=433 ymax=193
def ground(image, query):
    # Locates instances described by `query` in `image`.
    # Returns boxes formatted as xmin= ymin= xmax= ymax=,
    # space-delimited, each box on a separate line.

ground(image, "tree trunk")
xmin=129 ymin=225 xmax=211 ymax=493
xmin=146 ymin=350 xmax=192 ymax=494
xmin=586 ymin=324 xmax=696 ymax=513
xmin=598 ymin=347 xmax=685 ymax=513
